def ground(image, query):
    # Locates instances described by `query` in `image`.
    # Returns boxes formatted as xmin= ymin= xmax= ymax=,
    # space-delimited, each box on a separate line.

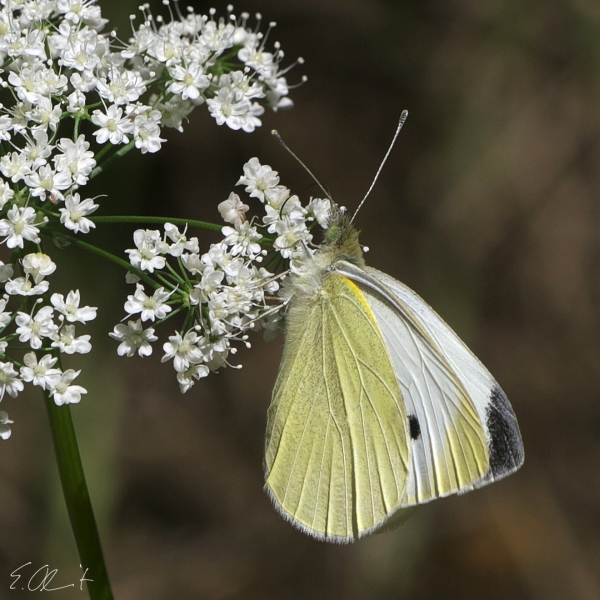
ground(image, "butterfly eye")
xmin=325 ymin=225 xmax=342 ymax=244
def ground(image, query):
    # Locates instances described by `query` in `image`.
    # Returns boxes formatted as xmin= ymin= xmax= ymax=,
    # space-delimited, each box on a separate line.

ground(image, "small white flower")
xmin=124 ymin=284 xmax=173 ymax=322
xmin=22 ymin=253 xmax=56 ymax=284
xmin=133 ymin=110 xmax=166 ymax=154
xmin=0 ymin=411 xmax=13 ymax=440
xmin=23 ymin=130 xmax=53 ymax=169
xmin=50 ymin=369 xmax=87 ymax=406
xmin=58 ymin=29 xmax=104 ymax=72
xmin=180 ymin=252 xmax=203 ymax=275
xmin=0 ymin=362 xmax=23 ymax=401
xmin=20 ymin=352 xmax=62 ymax=390
xmin=0 ymin=152 xmax=31 ymax=183
xmin=51 ymin=290 xmax=97 ymax=323
xmin=24 ymin=164 xmax=72 ymax=200
xmin=69 ymin=70 xmax=98 ymax=92
xmin=110 ymin=319 xmax=157 ymax=357
xmin=218 ymin=192 xmax=249 ymax=225
xmin=307 ymin=197 xmax=332 ymax=228
xmin=30 ymin=97 xmax=62 ymax=132
xmin=207 ymin=87 xmax=253 ymax=131
xmin=221 ymin=221 xmax=262 ymax=258
xmin=15 ymin=306 xmax=57 ymax=350
xmin=263 ymin=195 xmax=305 ymax=230
xmin=0 ymin=206 xmax=41 ymax=248
xmin=52 ymin=324 xmax=92 ymax=355
xmin=153 ymin=95 xmax=194 ymax=131
xmin=257 ymin=267 xmax=280 ymax=295
xmin=198 ymin=336 xmax=230 ymax=371
xmin=200 ymin=19 xmax=236 ymax=53
xmin=273 ymin=217 xmax=311 ymax=259
xmin=59 ymin=193 xmax=98 ymax=234
xmin=168 ymin=61 xmax=210 ymax=101
xmin=126 ymin=229 xmax=168 ymax=272
xmin=222 ymin=71 xmax=265 ymax=101
xmin=265 ymin=75 xmax=294 ymax=111
xmin=53 ymin=135 xmax=96 ymax=186
xmin=5 ymin=276 xmax=49 ymax=296
xmin=176 ymin=363 xmax=209 ymax=393
xmin=164 ymin=223 xmax=199 ymax=257
xmin=162 ymin=330 xmax=203 ymax=372
xmin=189 ymin=266 xmax=224 ymax=305
xmin=57 ymin=0 xmax=107 ymax=26
xmin=146 ymin=32 xmax=183 ymax=65
xmin=236 ymin=158 xmax=280 ymax=203
xmin=96 ymin=70 xmax=146 ymax=105
xmin=238 ymin=46 xmax=275 ymax=77
xmin=91 ymin=105 xmax=134 ymax=145
xmin=66 ymin=90 xmax=87 ymax=116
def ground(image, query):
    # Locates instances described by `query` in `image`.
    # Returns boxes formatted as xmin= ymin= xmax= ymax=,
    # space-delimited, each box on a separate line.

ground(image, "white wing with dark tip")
xmin=335 ymin=261 xmax=524 ymax=506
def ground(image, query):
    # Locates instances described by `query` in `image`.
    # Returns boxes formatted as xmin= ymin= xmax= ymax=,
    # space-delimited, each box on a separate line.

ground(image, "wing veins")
xmin=420 ymin=365 xmax=454 ymax=491
xmin=421 ymin=359 xmax=477 ymax=480
xmin=403 ymin=320 xmax=483 ymax=435
xmin=321 ymin=297 xmax=351 ymax=533
xmin=310 ymin=417 xmax=330 ymax=531
xmin=280 ymin=387 xmax=318 ymax=510
xmin=327 ymin=298 xmax=403 ymax=503
xmin=267 ymin=311 xmax=321 ymax=461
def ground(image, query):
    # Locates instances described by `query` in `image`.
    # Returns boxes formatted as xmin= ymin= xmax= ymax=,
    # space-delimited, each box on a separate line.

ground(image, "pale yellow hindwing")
xmin=265 ymin=274 xmax=410 ymax=541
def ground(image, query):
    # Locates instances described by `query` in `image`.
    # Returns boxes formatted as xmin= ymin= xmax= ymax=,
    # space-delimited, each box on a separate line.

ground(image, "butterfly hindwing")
xmin=265 ymin=274 xmax=410 ymax=541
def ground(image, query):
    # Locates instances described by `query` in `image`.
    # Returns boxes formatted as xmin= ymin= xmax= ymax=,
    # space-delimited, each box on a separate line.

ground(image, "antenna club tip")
xmin=271 ymin=129 xmax=278 ymax=135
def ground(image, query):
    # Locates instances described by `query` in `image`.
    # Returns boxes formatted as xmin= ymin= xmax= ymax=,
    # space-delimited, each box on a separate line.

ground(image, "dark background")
xmin=2 ymin=0 xmax=600 ymax=598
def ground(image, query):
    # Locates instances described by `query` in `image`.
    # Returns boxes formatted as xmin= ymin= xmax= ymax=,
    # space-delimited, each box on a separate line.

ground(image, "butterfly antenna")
xmin=351 ymin=110 xmax=408 ymax=223
xmin=272 ymin=130 xmax=333 ymax=202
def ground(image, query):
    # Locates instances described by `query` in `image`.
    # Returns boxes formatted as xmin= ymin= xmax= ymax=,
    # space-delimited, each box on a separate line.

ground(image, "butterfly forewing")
xmin=363 ymin=266 xmax=524 ymax=482
xmin=265 ymin=274 xmax=411 ymax=541
xmin=335 ymin=261 xmax=523 ymax=506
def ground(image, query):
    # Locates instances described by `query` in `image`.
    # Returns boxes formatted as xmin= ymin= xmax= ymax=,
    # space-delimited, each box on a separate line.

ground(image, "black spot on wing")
xmin=486 ymin=386 xmax=524 ymax=478
xmin=408 ymin=414 xmax=421 ymax=441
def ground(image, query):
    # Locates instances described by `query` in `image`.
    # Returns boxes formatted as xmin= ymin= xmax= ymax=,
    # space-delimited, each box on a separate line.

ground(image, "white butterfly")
xmin=264 ymin=115 xmax=524 ymax=542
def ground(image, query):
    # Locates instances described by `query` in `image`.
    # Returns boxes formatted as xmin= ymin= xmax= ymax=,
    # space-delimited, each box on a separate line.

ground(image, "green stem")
xmin=53 ymin=232 xmax=158 ymax=289
xmin=91 ymin=141 xmax=135 ymax=179
xmin=90 ymin=215 xmax=223 ymax=233
xmin=44 ymin=393 xmax=114 ymax=600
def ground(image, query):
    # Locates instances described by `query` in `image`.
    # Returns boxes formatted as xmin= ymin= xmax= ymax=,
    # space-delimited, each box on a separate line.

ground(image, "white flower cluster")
xmin=124 ymin=5 xmax=301 ymax=133
xmin=0 ymin=1 xmax=300 ymax=438
xmin=0 ymin=253 xmax=97 ymax=436
xmin=113 ymin=157 xmax=332 ymax=393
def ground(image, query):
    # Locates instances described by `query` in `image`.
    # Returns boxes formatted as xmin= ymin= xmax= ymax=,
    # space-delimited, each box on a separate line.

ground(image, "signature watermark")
xmin=10 ymin=563 xmax=92 ymax=592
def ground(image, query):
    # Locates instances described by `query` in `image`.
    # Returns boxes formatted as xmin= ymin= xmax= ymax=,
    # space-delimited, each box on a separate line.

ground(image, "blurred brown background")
xmin=2 ymin=0 xmax=600 ymax=598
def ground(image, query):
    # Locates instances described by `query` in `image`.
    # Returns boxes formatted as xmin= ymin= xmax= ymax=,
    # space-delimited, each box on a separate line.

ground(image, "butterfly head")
xmin=322 ymin=204 xmax=365 ymax=268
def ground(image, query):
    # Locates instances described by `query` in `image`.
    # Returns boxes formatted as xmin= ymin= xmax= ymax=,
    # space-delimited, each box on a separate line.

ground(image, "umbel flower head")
xmin=114 ymin=158 xmax=332 ymax=394
xmin=0 ymin=0 xmax=303 ymax=438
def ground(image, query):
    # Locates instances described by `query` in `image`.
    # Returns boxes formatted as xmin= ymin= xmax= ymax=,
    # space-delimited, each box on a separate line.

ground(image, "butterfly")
xmin=263 ymin=116 xmax=524 ymax=543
